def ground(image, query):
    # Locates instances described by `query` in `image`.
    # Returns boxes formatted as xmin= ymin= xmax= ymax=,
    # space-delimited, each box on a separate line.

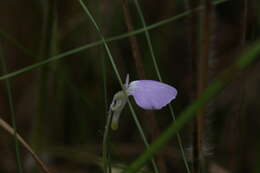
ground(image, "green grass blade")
xmin=78 ymin=0 xmax=159 ymax=172
xmin=101 ymin=46 xmax=111 ymax=173
xmin=0 ymin=45 xmax=23 ymax=173
xmin=0 ymin=0 xmax=229 ymax=81
xmin=122 ymin=40 xmax=260 ymax=173
xmin=103 ymin=110 xmax=112 ymax=173
xmin=133 ymin=0 xmax=162 ymax=81
xmin=133 ymin=0 xmax=191 ymax=172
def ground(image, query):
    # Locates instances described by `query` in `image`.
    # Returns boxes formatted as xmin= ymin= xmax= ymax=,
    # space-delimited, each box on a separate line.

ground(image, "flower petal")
xmin=127 ymin=80 xmax=177 ymax=110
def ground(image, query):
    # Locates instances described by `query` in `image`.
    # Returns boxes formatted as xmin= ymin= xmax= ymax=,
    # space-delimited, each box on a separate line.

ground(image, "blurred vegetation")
xmin=0 ymin=0 xmax=260 ymax=173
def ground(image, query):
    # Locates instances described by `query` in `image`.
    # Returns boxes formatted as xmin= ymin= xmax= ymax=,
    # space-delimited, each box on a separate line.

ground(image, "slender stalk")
xmin=0 ymin=43 xmax=23 ymax=173
xmin=133 ymin=0 xmax=190 ymax=172
xmin=120 ymin=0 xmax=164 ymax=172
xmin=103 ymin=110 xmax=113 ymax=173
xmin=121 ymin=0 xmax=145 ymax=79
xmin=184 ymin=1 xmax=199 ymax=172
xmin=0 ymin=0 xmax=229 ymax=81
xmin=78 ymin=0 xmax=159 ymax=172
xmin=122 ymin=39 xmax=260 ymax=173
xmin=187 ymin=0 xmax=201 ymax=171
xmin=194 ymin=0 xmax=212 ymax=172
xmin=31 ymin=0 xmax=57 ymax=153
xmin=0 ymin=118 xmax=51 ymax=173
xmin=101 ymin=43 xmax=111 ymax=173
xmin=132 ymin=0 xmax=161 ymax=81
xmin=99 ymin=0 xmax=111 ymax=171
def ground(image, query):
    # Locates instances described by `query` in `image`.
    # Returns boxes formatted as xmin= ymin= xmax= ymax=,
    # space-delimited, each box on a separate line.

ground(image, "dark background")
xmin=0 ymin=0 xmax=260 ymax=172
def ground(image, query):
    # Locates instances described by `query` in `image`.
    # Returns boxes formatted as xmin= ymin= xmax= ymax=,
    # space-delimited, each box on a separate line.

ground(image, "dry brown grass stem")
xmin=0 ymin=118 xmax=52 ymax=173
xmin=194 ymin=0 xmax=212 ymax=172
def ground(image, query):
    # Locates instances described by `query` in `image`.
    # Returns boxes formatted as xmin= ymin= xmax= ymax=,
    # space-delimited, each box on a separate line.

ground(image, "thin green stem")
xmin=101 ymin=34 xmax=111 ymax=172
xmin=169 ymin=105 xmax=191 ymax=172
xmin=78 ymin=0 xmax=159 ymax=172
xmin=133 ymin=0 xmax=191 ymax=172
xmin=121 ymin=0 xmax=167 ymax=171
xmin=99 ymin=2 xmax=110 ymax=171
xmin=31 ymin=0 xmax=57 ymax=154
xmin=133 ymin=0 xmax=162 ymax=81
xmin=0 ymin=0 xmax=229 ymax=81
xmin=0 ymin=44 xmax=23 ymax=173
xmin=122 ymin=39 xmax=260 ymax=173
xmin=103 ymin=110 xmax=112 ymax=173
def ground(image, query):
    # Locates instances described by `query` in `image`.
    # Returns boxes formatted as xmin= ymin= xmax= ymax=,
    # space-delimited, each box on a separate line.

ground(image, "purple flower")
xmin=127 ymin=80 xmax=177 ymax=110
xmin=110 ymin=75 xmax=177 ymax=130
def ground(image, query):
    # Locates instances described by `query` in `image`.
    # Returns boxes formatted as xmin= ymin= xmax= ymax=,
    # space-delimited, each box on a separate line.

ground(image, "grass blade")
xmin=78 ymin=0 xmax=159 ymax=172
xmin=0 ymin=0 xmax=229 ymax=81
xmin=133 ymin=0 xmax=191 ymax=172
xmin=0 ymin=43 xmax=23 ymax=173
xmin=122 ymin=39 xmax=260 ymax=173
